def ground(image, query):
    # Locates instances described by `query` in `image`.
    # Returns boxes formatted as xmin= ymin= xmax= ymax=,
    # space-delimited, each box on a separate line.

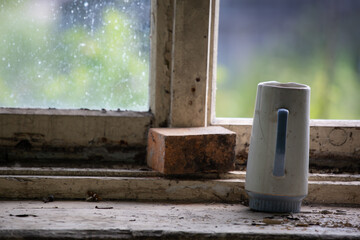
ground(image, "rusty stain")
xmin=196 ymin=77 xmax=200 ymax=82
xmin=328 ymin=128 xmax=347 ymax=146
xmin=188 ymin=100 xmax=193 ymax=106
xmin=191 ymin=87 xmax=196 ymax=93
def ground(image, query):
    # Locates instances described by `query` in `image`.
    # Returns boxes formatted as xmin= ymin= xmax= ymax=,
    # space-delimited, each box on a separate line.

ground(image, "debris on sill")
xmin=42 ymin=194 xmax=55 ymax=203
xmin=1 ymin=201 xmax=359 ymax=239
xmin=9 ymin=214 xmax=38 ymax=218
xmin=86 ymin=191 xmax=102 ymax=202
xmin=95 ymin=206 xmax=113 ymax=209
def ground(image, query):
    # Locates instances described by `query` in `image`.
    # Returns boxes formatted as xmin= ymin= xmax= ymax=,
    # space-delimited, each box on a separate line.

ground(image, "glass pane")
xmin=217 ymin=0 xmax=360 ymax=119
xmin=0 ymin=0 xmax=150 ymax=111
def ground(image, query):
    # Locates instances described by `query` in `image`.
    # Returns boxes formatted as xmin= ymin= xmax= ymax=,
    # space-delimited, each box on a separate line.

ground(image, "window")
xmin=0 ymin=0 xmax=150 ymax=111
xmin=216 ymin=0 xmax=360 ymax=120
xmin=0 ymin=0 xmax=358 ymax=205
xmin=0 ymin=0 xmax=358 ymax=173
xmin=210 ymin=0 xmax=360 ymax=172
xmin=0 ymin=0 xmax=153 ymax=167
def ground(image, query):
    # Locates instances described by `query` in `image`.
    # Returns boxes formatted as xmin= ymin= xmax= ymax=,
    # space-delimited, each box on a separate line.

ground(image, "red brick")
xmin=147 ymin=127 xmax=236 ymax=175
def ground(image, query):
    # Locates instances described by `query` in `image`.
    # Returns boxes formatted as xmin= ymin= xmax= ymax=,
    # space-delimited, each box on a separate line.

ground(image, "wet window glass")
xmin=217 ymin=0 xmax=360 ymax=119
xmin=0 ymin=0 xmax=150 ymax=111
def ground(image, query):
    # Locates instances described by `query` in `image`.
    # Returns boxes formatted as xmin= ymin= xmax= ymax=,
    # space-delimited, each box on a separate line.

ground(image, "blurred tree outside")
xmin=216 ymin=0 xmax=360 ymax=119
xmin=0 ymin=0 xmax=150 ymax=111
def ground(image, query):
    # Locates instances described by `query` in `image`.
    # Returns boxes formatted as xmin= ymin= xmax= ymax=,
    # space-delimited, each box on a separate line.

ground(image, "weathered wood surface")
xmin=0 ymin=109 xmax=151 ymax=146
xmin=214 ymin=119 xmax=360 ymax=172
xmin=0 ymin=176 xmax=247 ymax=202
xmin=1 ymin=168 xmax=359 ymax=181
xmin=149 ymin=0 xmax=173 ymax=127
xmin=170 ymin=0 xmax=211 ymax=127
xmin=0 ymin=201 xmax=359 ymax=239
xmin=0 ymin=173 xmax=359 ymax=204
xmin=207 ymin=0 xmax=219 ymax=126
xmin=0 ymin=109 xmax=152 ymax=164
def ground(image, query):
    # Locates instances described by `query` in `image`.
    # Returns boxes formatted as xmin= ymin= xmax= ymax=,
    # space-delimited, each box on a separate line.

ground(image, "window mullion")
xmin=169 ymin=0 xmax=212 ymax=127
xmin=207 ymin=0 xmax=219 ymax=126
xmin=149 ymin=0 xmax=173 ymax=128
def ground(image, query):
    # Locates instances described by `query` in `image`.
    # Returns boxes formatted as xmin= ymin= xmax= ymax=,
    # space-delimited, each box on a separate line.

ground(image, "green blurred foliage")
xmin=216 ymin=3 xmax=360 ymax=120
xmin=0 ymin=1 xmax=149 ymax=111
xmin=216 ymin=51 xmax=360 ymax=119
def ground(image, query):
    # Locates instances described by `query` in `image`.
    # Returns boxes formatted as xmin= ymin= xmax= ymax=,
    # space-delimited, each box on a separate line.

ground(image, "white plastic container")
xmin=245 ymin=81 xmax=310 ymax=212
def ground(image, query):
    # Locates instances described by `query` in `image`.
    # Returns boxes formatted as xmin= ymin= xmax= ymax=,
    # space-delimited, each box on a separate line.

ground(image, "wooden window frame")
xmin=0 ymin=0 xmax=169 ymax=166
xmin=0 ymin=0 xmax=359 ymax=170
xmin=0 ymin=0 xmax=213 ymax=166
xmin=0 ymin=0 xmax=359 ymax=204
xmin=207 ymin=0 xmax=360 ymax=172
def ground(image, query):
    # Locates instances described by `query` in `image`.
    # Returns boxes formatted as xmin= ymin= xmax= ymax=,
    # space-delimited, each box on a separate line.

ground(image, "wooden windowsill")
xmin=1 ymin=201 xmax=359 ymax=239
xmin=0 ymin=167 xmax=359 ymax=205
xmin=1 ymin=167 xmax=359 ymax=239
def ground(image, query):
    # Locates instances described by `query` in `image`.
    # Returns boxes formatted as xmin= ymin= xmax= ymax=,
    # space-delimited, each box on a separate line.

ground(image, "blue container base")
xmin=247 ymin=191 xmax=306 ymax=213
